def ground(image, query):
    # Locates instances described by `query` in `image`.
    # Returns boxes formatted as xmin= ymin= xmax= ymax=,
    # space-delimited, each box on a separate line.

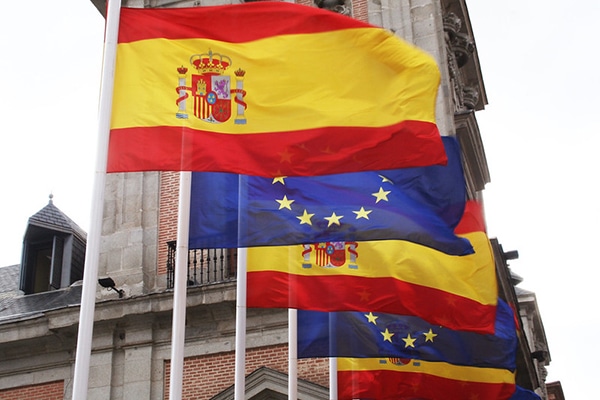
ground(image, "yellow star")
xmin=402 ymin=334 xmax=416 ymax=348
xmin=353 ymin=207 xmax=372 ymax=220
xmin=279 ymin=149 xmax=293 ymax=163
xmin=272 ymin=176 xmax=286 ymax=185
xmin=358 ymin=289 xmax=372 ymax=302
xmin=296 ymin=209 xmax=314 ymax=225
xmin=324 ymin=212 xmax=343 ymax=227
xmin=378 ymin=174 xmax=394 ymax=184
xmin=364 ymin=312 xmax=378 ymax=324
xmin=423 ymin=329 xmax=437 ymax=342
xmin=372 ymin=187 xmax=391 ymax=203
xmin=275 ymin=195 xmax=294 ymax=210
xmin=381 ymin=328 xmax=395 ymax=342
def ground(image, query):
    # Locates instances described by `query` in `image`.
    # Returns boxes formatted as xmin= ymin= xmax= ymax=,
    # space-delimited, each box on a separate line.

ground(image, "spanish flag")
xmin=108 ymin=2 xmax=446 ymax=176
xmin=246 ymin=200 xmax=498 ymax=334
xmin=337 ymin=358 xmax=517 ymax=400
xmin=246 ymin=230 xmax=497 ymax=334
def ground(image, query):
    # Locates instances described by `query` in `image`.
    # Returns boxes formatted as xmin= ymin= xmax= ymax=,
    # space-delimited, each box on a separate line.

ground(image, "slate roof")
xmin=0 ymin=264 xmax=20 ymax=299
xmin=27 ymin=195 xmax=87 ymax=241
xmin=0 ymin=264 xmax=82 ymax=325
xmin=0 ymin=282 xmax=82 ymax=323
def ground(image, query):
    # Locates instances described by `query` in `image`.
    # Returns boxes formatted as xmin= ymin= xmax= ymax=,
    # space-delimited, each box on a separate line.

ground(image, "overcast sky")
xmin=1 ymin=1 xmax=597 ymax=398
xmin=468 ymin=2 xmax=599 ymax=398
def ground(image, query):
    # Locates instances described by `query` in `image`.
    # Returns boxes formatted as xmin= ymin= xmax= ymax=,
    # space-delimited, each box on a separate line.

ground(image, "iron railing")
xmin=166 ymin=241 xmax=237 ymax=289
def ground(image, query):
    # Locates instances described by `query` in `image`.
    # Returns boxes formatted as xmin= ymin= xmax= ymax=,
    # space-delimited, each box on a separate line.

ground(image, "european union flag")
xmin=189 ymin=137 xmax=472 ymax=256
xmin=297 ymin=299 xmax=517 ymax=370
xmin=510 ymin=386 xmax=542 ymax=399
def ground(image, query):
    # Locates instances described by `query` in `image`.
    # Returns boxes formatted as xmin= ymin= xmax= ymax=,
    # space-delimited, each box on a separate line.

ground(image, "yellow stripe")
xmin=338 ymin=358 xmax=515 ymax=384
xmin=246 ymin=232 xmax=496 ymax=305
xmin=112 ymin=28 xmax=439 ymax=132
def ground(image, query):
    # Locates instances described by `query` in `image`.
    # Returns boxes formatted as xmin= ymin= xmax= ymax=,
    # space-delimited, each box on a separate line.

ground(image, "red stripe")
xmin=338 ymin=369 xmax=515 ymax=400
xmin=107 ymin=121 xmax=446 ymax=177
xmin=247 ymin=271 xmax=496 ymax=334
xmin=455 ymin=200 xmax=487 ymax=234
xmin=119 ymin=3 xmax=370 ymax=44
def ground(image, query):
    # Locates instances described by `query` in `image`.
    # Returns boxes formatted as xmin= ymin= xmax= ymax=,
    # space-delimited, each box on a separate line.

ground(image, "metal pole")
xmin=329 ymin=312 xmax=338 ymax=400
xmin=329 ymin=357 xmax=338 ymax=400
xmin=288 ymin=309 xmax=298 ymax=399
xmin=72 ymin=0 xmax=121 ymax=398
xmin=168 ymin=171 xmax=192 ymax=400
xmin=234 ymin=247 xmax=247 ymax=400
xmin=234 ymin=175 xmax=247 ymax=400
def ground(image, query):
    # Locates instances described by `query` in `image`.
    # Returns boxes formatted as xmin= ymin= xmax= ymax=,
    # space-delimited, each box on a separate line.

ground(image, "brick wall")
xmin=158 ymin=171 xmax=179 ymax=275
xmin=352 ymin=0 xmax=368 ymax=22
xmin=0 ymin=381 xmax=64 ymax=400
xmin=164 ymin=344 xmax=329 ymax=399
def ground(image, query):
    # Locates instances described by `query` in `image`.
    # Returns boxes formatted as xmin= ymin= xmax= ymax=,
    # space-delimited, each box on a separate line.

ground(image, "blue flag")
xmin=189 ymin=136 xmax=472 ymax=255
xmin=297 ymin=299 xmax=517 ymax=370
xmin=510 ymin=386 xmax=542 ymax=399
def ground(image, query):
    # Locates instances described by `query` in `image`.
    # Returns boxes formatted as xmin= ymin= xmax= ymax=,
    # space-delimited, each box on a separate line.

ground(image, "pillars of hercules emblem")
xmin=176 ymin=66 xmax=189 ymax=119
xmin=234 ymin=68 xmax=247 ymax=125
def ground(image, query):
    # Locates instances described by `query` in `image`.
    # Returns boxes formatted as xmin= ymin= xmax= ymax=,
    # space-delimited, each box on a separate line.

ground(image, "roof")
xmin=0 ymin=264 xmax=21 ymax=298
xmin=26 ymin=195 xmax=87 ymax=241
xmin=0 ymin=281 xmax=82 ymax=323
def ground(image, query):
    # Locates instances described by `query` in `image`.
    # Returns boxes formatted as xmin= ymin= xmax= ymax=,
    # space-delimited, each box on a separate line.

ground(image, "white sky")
xmin=0 ymin=0 xmax=597 ymax=398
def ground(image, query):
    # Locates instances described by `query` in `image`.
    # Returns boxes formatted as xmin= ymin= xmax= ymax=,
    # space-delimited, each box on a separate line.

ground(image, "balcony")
xmin=166 ymin=241 xmax=237 ymax=289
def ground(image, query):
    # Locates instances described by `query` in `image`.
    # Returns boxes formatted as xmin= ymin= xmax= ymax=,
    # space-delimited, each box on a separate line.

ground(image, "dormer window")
xmin=19 ymin=195 xmax=86 ymax=295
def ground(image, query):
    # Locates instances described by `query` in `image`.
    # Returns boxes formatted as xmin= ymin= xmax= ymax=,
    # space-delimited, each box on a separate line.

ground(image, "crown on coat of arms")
xmin=190 ymin=50 xmax=231 ymax=74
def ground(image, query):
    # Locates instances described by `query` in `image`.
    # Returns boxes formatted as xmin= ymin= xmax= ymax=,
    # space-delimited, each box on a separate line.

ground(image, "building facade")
xmin=0 ymin=0 xmax=561 ymax=399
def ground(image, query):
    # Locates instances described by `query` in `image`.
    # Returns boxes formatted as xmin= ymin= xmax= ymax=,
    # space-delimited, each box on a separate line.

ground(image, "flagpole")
xmin=168 ymin=171 xmax=192 ymax=400
xmin=234 ymin=175 xmax=247 ymax=400
xmin=329 ymin=312 xmax=338 ymax=400
xmin=72 ymin=0 xmax=121 ymax=398
xmin=288 ymin=309 xmax=298 ymax=399
xmin=234 ymin=247 xmax=247 ymax=400
xmin=329 ymin=358 xmax=338 ymax=400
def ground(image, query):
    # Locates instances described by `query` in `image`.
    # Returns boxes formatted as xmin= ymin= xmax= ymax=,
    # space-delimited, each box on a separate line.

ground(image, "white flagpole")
xmin=168 ymin=171 xmax=192 ymax=400
xmin=329 ymin=312 xmax=338 ymax=400
xmin=288 ymin=309 xmax=298 ymax=399
xmin=234 ymin=247 xmax=247 ymax=400
xmin=72 ymin=0 xmax=121 ymax=398
xmin=234 ymin=175 xmax=247 ymax=400
xmin=329 ymin=357 xmax=338 ymax=400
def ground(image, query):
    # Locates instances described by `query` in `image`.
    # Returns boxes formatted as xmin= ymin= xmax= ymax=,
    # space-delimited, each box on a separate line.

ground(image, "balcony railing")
xmin=166 ymin=241 xmax=237 ymax=289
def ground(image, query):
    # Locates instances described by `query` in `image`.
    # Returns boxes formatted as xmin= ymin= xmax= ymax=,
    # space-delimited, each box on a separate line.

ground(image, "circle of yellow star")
xmin=279 ymin=149 xmax=293 ymax=163
xmin=353 ymin=207 xmax=372 ymax=220
xmin=378 ymin=174 xmax=394 ymax=184
xmin=364 ymin=312 xmax=378 ymax=324
xmin=381 ymin=328 xmax=395 ymax=343
xmin=324 ymin=212 xmax=343 ymax=227
xmin=296 ymin=209 xmax=314 ymax=225
xmin=402 ymin=334 xmax=417 ymax=348
xmin=275 ymin=195 xmax=295 ymax=210
xmin=372 ymin=187 xmax=391 ymax=203
xmin=423 ymin=329 xmax=437 ymax=342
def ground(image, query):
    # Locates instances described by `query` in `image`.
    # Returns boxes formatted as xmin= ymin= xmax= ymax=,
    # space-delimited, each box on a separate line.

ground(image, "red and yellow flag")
xmin=108 ymin=2 xmax=446 ymax=176
xmin=246 ymin=198 xmax=498 ymax=334
xmin=337 ymin=358 xmax=516 ymax=400
xmin=246 ymin=230 xmax=497 ymax=334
